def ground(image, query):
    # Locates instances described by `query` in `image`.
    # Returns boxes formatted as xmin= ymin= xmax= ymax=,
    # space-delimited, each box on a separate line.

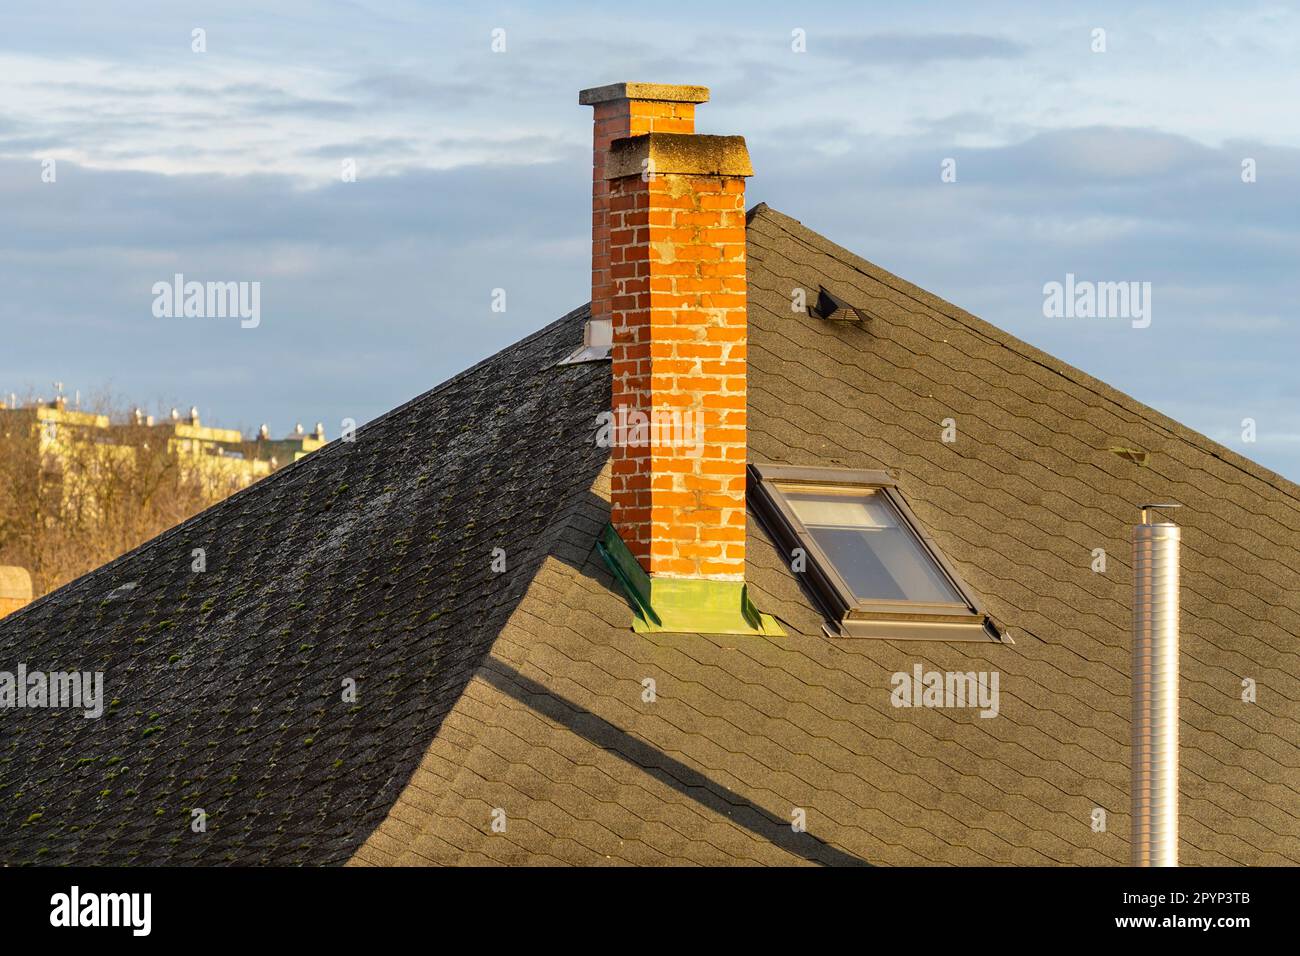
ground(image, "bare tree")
xmin=0 ymin=397 xmax=268 ymax=599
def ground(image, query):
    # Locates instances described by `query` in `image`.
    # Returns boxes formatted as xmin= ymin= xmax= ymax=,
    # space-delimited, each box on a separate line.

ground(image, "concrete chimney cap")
xmin=579 ymin=82 xmax=709 ymax=106
xmin=606 ymin=132 xmax=753 ymax=179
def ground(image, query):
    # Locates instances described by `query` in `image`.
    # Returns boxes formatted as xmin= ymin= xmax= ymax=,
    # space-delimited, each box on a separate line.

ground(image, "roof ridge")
xmin=747 ymin=203 xmax=1300 ymax=509
xmin=340 ymin=303 xmax=591 ymax=446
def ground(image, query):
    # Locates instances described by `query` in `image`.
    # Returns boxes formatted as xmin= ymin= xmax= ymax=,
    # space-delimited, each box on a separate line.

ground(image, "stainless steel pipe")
xmin=1132 ymin=504 xmax=1181 ymax=867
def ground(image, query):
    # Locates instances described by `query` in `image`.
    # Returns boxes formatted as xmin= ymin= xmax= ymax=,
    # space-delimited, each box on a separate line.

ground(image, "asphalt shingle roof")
xmin=4 ymin=205 xmax=1297 ymax=866
xmin=0 ymin=307 xmax=607 ymax=864
xmin=357 ymin=205 xmax=1300 ymax=866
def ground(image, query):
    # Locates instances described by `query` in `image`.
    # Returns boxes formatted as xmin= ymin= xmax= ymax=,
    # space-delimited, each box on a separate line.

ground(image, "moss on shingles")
xmin=0 ymin=314 xmax=610 ymax=866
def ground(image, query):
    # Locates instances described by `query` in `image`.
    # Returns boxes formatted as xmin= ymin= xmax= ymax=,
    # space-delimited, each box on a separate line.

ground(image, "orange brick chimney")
xmin=582 ymin=83 xmax=779 ymax=636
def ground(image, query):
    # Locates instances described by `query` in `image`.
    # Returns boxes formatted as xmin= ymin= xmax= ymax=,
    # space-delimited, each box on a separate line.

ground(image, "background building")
xmin=0 ymin=395 xmax=325 ymax=601
xmin=0 ymin=567 xmax=31 ymax=620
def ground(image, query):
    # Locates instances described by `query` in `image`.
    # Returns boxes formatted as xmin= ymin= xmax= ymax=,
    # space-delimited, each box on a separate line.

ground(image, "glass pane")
xmin=777 ymin=484 xmax=964 ymax=604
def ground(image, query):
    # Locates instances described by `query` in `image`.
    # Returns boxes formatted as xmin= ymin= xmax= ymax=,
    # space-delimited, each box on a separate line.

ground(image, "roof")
xmin=0 ymin=308 xmax=608 ymax=864
xmin=3 ymin=205 xmax=1298 ymax=866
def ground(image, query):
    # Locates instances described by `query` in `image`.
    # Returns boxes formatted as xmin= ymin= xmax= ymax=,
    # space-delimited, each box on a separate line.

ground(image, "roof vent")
xmin=1110 ymin=446 xmax=1149 ymax=466
xmin=812 ymin=286 xmax=871 ymax=323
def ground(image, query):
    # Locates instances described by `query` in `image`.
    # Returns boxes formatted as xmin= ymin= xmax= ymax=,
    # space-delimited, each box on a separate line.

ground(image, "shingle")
xmin=0 ymin=306 xmax=608 ymax=866
xmin=390 ymin=205 xmax=1295 ymax=867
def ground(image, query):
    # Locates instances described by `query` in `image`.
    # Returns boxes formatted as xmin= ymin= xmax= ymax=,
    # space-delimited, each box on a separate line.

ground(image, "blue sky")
xmin=2 ymin=1 xmax=1299 ymax=478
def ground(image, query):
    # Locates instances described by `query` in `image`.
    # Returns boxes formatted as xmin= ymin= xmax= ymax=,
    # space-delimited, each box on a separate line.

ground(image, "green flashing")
xmin=597 ymin=524 xmax=785 ymax=637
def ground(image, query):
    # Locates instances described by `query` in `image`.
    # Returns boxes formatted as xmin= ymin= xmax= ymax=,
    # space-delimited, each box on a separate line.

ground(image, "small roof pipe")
xmin=1132 ymin=502 xmax=1181 ymax=866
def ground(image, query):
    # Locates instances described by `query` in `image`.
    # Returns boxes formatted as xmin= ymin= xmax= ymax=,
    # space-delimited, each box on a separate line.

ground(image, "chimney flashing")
xmin=578 ymin=82 xmax=710 ymax=106
xmin=597 ymin=525 xmax=784 ymax=637
xmin=557 ymin=315 xmax=612 ymax=365
xmin=605 ymin=132 xmax=753 ymax=180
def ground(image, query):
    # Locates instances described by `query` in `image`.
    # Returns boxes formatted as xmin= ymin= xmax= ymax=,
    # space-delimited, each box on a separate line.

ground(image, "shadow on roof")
xmin=480 ymin=659 xmax=870 ymax=867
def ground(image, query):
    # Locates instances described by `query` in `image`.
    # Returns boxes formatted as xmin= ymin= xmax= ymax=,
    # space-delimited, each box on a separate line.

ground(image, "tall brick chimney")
xmin=581 ymin=82 xmax=779 ymax=637
xmin=581 ymin=83 xmax=708 ymax=344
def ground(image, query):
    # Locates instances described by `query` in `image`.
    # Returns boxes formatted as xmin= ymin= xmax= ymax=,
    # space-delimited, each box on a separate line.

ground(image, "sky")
xmin=2 ymin=1 xmax=1299 ymax=479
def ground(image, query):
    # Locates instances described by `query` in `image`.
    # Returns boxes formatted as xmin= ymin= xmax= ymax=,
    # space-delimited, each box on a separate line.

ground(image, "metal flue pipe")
xmin=1131 ymin=502 xmax=1182 ymax=867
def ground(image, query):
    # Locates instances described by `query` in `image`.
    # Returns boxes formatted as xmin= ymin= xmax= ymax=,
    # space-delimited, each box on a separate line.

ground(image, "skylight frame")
xmin=748 ymin=463 xmax=1000 ymax=642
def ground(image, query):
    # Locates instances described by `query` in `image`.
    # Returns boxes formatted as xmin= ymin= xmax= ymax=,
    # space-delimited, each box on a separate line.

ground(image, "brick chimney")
xmin=581 ymin=83 xmax=708 ymax=343
xmin=582 ymin=83 xmax=779 ymax=636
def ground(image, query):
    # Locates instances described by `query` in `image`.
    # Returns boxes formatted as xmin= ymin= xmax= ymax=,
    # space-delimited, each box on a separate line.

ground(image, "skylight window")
xmin=749 ymin=464 xmax=1001 ymax=642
